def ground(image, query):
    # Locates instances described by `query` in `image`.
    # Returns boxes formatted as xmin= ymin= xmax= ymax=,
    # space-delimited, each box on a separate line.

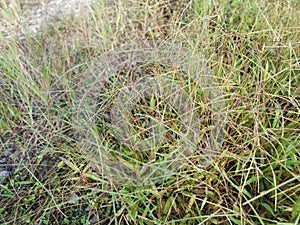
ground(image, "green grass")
xmin=0 ymin=0 xmax=299 ymax=224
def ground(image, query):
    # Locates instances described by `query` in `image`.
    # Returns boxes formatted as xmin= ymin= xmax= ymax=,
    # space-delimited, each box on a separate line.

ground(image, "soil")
xmin=0 ymin=0 xmax=93 ymax=39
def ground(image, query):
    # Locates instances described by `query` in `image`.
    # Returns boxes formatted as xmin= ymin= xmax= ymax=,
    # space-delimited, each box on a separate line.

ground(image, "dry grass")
xmin=0 ymin=0 xmax=299 ymax=224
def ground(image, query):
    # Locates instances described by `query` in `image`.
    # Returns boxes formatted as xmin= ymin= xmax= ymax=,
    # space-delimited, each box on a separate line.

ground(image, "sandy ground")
xmin=0 ymin=0 xmax=93 ymax=39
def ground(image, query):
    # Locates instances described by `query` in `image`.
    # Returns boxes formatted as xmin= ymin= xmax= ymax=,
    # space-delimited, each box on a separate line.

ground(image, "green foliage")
xmin=0 ymin=0 xmax=299 ymax=224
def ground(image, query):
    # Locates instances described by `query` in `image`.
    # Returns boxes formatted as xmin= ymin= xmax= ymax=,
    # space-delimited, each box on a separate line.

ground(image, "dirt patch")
xmin=0 ymin=0 xmax=92 ymax=39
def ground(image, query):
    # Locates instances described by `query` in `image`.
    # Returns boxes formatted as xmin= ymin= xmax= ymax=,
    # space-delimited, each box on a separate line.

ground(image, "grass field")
xmin=0 ymin=0 xmax=299 ymax=224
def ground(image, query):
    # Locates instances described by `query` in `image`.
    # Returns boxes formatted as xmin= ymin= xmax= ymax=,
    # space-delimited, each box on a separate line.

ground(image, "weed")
xmin=0 ymin=0 xmax=299 ymax=224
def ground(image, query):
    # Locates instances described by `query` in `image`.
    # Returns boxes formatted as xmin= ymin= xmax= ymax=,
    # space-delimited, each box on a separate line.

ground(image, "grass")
xmin=0 ymin=0 xmax=299 ymax=224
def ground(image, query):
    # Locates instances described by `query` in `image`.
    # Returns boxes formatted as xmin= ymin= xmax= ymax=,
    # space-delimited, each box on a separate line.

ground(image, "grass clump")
xmin=0 ymin=0 xmax=299 ymax=224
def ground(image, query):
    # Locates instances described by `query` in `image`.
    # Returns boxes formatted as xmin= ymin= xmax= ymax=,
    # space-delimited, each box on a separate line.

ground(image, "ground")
xmin=0 ymin=0 xmax=299 ymax=224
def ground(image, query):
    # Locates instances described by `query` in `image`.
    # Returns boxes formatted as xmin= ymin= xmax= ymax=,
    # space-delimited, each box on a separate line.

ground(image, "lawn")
xmin=0 ymin=0 xmax=299 ymax=224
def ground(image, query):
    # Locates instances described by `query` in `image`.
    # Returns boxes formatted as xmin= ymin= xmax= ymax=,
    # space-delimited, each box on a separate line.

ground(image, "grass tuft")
xmin=0 ymin=0 xmax=299 ymax=224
